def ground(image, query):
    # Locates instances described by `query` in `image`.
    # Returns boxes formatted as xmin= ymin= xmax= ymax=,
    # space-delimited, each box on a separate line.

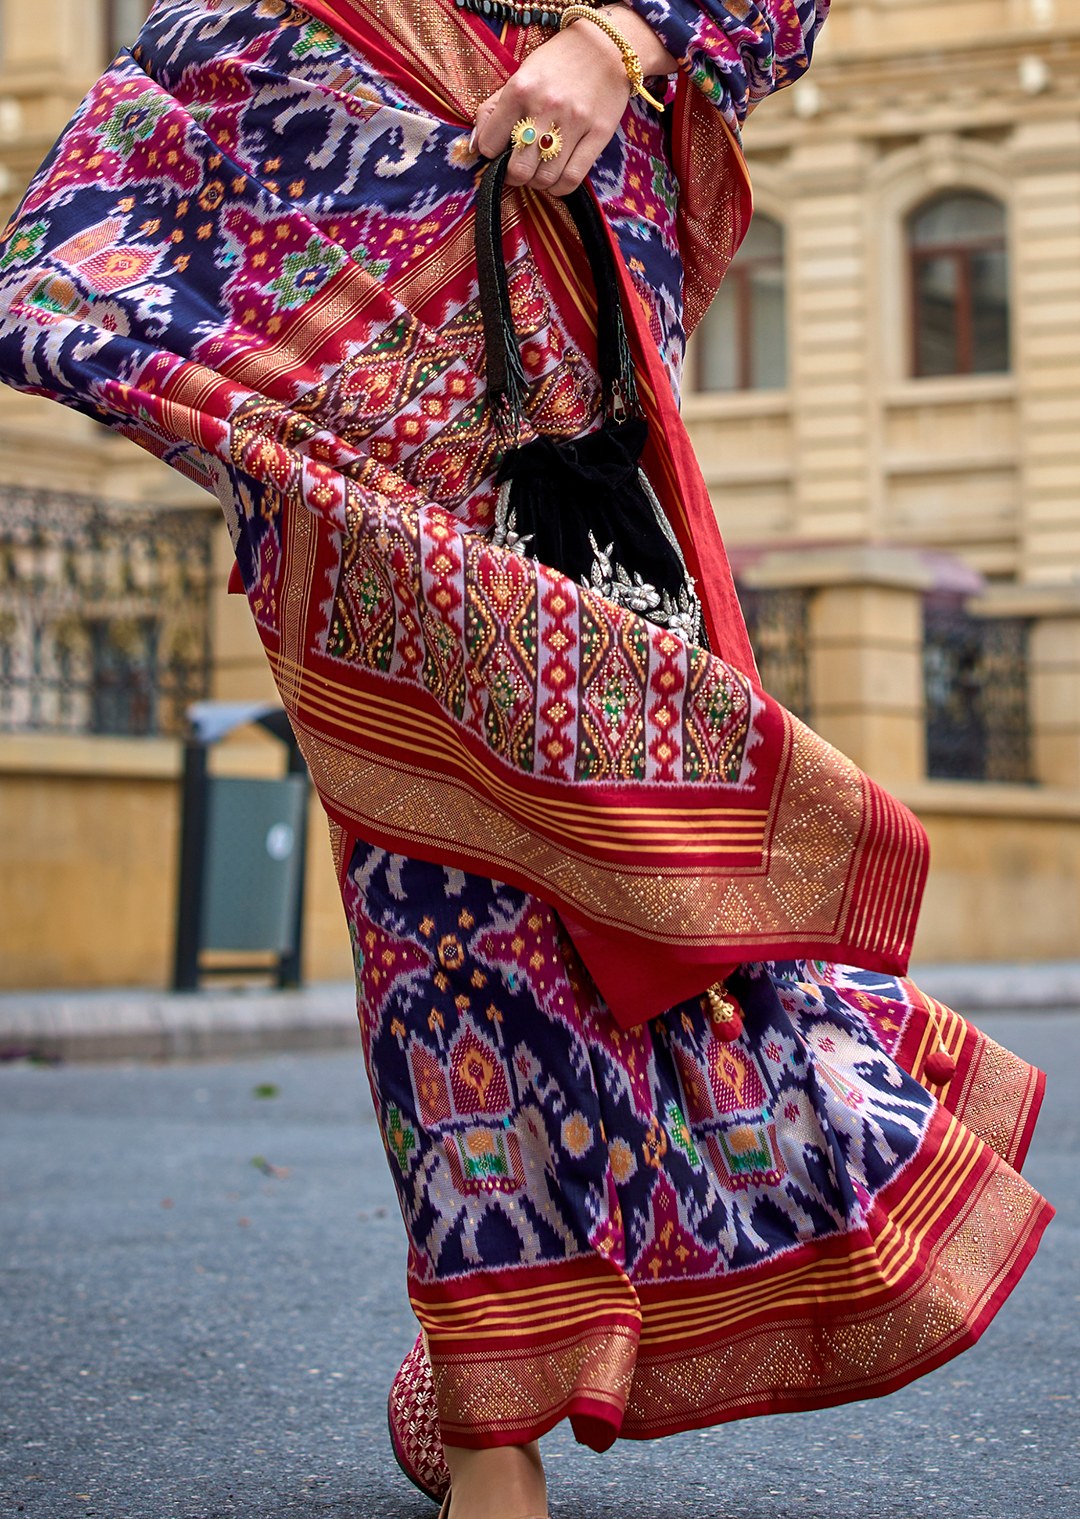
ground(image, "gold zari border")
xmin=411 ymin=1117 xmax=1050 ymax=1443
xmin=287 ymin=702 xmax=878 ymax=949
xmin=625 ymin=1158 xmax=1046 ymax=1434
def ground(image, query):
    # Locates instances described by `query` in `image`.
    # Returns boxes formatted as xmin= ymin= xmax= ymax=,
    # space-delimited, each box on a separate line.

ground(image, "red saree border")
xmin=411 ymin=1254 xmax=641 ymax=1451
xmin=897 ymin=980 xmax=1047 ymax=1173
xmin=623 ymin=1169 xmax=1051 ymax=1437
xmin=671 ymin=68 xmax=754 ymax=334
xmin=280 ymin=664 xmax=926 ymax=974
xmin=405 ymin=1105 xmax=1054 ymax=1447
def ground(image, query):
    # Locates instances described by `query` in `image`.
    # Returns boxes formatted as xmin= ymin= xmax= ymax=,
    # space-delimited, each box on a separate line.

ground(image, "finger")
xmin=504 ymin=144 xmax=541 ymax=186
xmin=531 ymin=123 xmax=583 ymax=191
xmin=505 ymin=119 xmax=582 ymax=187
xmin=476 ymin=83 xmax=526 ymax=159
xmin=509 ymin=121 xmax=590 ymax=190
xmin=529 ymin=128 xmax=586 ymax=193
xmin=472 ymin=91 xmax=502 ymax=157
xmin=545 ymin=130 xmax=606 ymax=198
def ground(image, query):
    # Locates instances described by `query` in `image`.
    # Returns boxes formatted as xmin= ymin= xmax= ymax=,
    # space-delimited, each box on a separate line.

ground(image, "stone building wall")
xmin=688 ymin=0 xmax=1080 ymax=587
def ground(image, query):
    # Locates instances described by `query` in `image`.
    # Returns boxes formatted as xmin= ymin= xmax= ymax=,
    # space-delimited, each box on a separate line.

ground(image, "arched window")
xmin=909 ymin=192 xmax=1009 ymax=377
xmin=697 ymin=213 xmax=786 ymax=392
xmin=105 ymin=0 xmax=153 ymax=59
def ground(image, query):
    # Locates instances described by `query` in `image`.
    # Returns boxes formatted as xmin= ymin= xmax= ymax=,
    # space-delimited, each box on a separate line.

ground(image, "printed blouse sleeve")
xmin=622 ymin=0 xmax=829 ymax=127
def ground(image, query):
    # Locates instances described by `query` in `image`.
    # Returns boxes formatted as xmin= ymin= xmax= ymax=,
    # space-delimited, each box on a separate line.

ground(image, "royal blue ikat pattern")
xmin=344 ymin=841 xmax=936 ymax=1288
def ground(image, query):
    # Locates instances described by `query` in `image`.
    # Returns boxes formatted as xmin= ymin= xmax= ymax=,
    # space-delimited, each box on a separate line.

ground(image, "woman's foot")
xmin=442 ymin=1441 xmax=548 ymax=1519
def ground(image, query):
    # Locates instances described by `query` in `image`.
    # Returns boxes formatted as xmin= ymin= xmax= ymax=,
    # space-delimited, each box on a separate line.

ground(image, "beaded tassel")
xmin=706 ymin=984 xmax=744 ymax=1044
xmin=454 ymin=0 xmax=594 ymax=27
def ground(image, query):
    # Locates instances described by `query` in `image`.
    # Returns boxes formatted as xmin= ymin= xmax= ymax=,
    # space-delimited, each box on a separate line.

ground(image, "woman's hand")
xmin=473 ymin=5 xmax=675 ymax=198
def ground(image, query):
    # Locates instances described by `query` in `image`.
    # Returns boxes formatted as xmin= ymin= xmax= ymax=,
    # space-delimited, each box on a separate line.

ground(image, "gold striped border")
xmin=270 ymin=648 xmax=769 ymax=856
xmin=412 ymin=1277 xmax=640 ymax=1340
xmin=407 ymin=1115 xmax=989 ymax=1353
xmin=638 ymin=1117 xmax=984 ymax=1342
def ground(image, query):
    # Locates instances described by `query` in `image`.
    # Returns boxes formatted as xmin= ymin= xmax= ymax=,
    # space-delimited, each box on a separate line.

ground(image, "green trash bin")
xmin=173 ymin=701 xmax=311 ymax=991
xmin=200 ymin=775 xmax=308 ymax=954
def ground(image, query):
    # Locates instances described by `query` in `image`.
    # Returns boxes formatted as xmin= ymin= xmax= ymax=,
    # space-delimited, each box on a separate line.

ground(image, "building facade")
xmin=688 ymin=0 xmax=1080 ymax=586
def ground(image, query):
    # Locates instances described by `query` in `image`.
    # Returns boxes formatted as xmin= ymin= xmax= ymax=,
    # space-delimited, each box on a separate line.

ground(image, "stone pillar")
xmin=742 ymin=546 xmax=932 ymax=786
xmin=969 ymin=583 xmax=1080 ymax=789
xmin=1011 ymin=119 xmax=1080 ymax=584
xmin=209 ymin=519 xmax=279 ymax=704
xmin=785 ymin=137 xmax=875 ymax=543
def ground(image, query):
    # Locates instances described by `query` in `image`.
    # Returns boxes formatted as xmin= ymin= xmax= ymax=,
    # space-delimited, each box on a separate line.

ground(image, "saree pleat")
xmin=0 ymin=0 xmax=1052 ymax=1453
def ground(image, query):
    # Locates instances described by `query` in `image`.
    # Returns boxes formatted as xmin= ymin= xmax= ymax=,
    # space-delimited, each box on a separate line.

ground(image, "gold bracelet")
xmin=559 ymin=5 xmax=666 ymax=112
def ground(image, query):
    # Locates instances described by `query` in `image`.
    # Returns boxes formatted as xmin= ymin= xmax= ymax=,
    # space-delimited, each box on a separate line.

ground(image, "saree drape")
xmin=0 ymin=0 xmax=1051 ymax=1457
xmin=0 ymin=0 xmax=926 ymax=1028
xmin=353 ymin=842 xmax=1050 ymax=1452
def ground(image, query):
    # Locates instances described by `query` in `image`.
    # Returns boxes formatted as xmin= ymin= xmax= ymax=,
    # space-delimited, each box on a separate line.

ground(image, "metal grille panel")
xmin=737 ymin=586 xmax=810 ymax=721
xmin=924 ymin=597 xmax=1030 ymax=782
xmin=0 ymin=488 xmax=214 ymax=736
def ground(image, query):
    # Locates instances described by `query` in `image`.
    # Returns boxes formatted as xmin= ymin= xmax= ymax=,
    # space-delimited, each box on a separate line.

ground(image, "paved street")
xmin=1 ymin=1012 xmax=1076 ymax=1519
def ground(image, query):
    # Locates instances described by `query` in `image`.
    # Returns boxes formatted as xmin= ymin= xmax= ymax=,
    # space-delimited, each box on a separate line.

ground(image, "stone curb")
xmin=2 ymin=964 xmax=1078 ymax=1064
xmin=0 ymin=983 xmax=359 ymax=1062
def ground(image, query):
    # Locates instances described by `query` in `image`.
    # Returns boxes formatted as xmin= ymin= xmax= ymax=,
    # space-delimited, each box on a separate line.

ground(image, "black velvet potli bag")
xmin=476 ymin=149 xmax=703 ymax=644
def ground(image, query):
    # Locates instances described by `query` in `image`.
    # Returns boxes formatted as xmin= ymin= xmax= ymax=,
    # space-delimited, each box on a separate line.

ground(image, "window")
xmin=909 ymin=192 xmax=1009 ymax=377
xmin=697 ymin=213 xmax=786 ymax=392
xmin=105 ymin=0 xmax=153 ymax=59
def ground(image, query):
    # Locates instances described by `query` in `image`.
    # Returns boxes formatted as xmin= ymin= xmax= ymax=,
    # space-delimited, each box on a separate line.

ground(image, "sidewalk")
xmin=0 ymin=981 xmax=359 ymax=1062
xmin=910 ymin=958 xmax=1080 ymax=1012
xmin=2 ymin=960 xmax=1079 ymax=1063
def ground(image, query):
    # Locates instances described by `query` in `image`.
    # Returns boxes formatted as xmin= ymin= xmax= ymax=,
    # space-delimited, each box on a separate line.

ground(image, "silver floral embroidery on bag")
xmin=490 ymin=480 xmax=534 ymax=557
xmin=490 ymin=472 xmax=704 ymax=645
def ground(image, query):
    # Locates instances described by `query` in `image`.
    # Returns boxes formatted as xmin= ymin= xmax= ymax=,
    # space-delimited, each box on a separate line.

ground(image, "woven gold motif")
xmin=283 ymin=702 xmax=909 ymax=952
xmin=621 ymin=1142 xmax=1049 ymax=1435
xmin=431 ymin=1325 xmax=638 ymax=1441
xmin=947 ymin=1027 xmax=1043 ymax=1169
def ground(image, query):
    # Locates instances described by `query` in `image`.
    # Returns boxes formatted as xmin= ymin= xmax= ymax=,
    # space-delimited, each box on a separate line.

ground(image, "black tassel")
xmin=476 ymin=152 xmax=530 ymax=441
xmin=456 ymin=0 xmax=568 ymax=23
xmin=477 ymin=150 xmax=641 ymax=438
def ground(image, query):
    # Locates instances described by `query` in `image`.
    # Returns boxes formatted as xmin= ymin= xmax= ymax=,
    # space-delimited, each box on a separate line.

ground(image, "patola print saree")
xmin=0 ymin=0 xmax=927 ymax=1028
xmin=0 ymin=0 xmax=1053 ymax=1453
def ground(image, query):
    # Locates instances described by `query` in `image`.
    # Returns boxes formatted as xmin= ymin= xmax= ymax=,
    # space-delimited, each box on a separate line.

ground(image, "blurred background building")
xmin=1 ymin=0 xmax=1080 ymax=988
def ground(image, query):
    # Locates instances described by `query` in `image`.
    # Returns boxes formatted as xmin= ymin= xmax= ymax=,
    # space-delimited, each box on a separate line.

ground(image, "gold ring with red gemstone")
xmin=537 ymin=124 xmax=563 ymax=162
xmin=510 ymin=118 xmax=563 ymax=162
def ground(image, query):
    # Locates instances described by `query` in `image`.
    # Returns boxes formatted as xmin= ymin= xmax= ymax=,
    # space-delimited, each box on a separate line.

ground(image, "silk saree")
xmin=0 ymin=0 xmax=1052 ymax=1455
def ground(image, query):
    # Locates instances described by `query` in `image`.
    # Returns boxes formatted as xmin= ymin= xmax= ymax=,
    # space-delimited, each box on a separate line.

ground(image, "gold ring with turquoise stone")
xmin=510 ymin=117 xmax=540 ymax=152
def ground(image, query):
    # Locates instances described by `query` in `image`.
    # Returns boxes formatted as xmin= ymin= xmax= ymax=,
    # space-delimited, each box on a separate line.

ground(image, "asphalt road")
xmin=1 ymin=1012 xmax=1077 ymax=1519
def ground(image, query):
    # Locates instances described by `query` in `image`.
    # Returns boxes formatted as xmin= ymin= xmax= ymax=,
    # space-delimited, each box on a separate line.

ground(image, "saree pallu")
xmin=0 ymin=0 xmax=1052 ymax=1453
xmin=0 ymin=0 xmax=928 ymax=1027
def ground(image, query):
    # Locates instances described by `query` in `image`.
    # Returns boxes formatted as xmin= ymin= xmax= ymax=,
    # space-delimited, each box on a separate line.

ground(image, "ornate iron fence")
xmin=0 ymin=488 xmax=214 ymax=737
xmin=923 ymin=595 xmax=1031 ymax=782
xmin=737 ymin=585 xmax=810 ymax=721
xmin=738 ymin=586 xmax=1031 ymax=783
